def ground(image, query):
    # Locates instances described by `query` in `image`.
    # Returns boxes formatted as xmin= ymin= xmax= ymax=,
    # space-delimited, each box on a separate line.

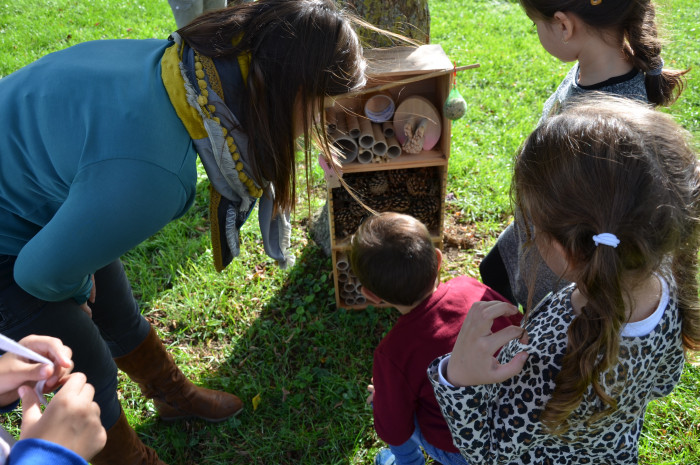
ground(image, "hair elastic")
xmin=647 ymin=57 xmax=664 ymax=76
xmin=590 ymin=0 xmax=602 ymax=5
xmin=593 ymin=233 xmax=620 ymax=248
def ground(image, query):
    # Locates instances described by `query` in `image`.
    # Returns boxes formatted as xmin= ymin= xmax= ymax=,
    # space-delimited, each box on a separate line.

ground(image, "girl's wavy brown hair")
xmin=178 ymin=0 xmax=367 ymax=212
xmin=514 ymin=94 xmax=700 ymax=433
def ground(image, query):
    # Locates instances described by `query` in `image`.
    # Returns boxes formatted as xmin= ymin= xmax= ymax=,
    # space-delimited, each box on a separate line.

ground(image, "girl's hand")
xmin=446 ymin=301 xmax=529 ymax=387
xmin=366 ymin=380 xmax=375 ymax=404
xmin=19 ymin=372 xmax=106 ymax=461
xmin=0 ymin=335 xmax=74 ymax=406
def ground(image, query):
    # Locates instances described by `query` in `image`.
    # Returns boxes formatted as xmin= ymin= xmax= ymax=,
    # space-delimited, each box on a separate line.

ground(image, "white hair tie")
xmin=593 ymin=233 xmax=620 ymax=248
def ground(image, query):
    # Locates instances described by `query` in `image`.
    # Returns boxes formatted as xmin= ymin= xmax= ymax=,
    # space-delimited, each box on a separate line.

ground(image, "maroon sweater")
xmin=372 ymin=276 xmax=522 ymax=451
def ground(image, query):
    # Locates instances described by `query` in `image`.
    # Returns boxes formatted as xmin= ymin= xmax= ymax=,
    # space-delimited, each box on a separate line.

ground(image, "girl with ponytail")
xmin=430 ymin=96 xmax=700 ymax=464
xmin=521 ymin=0 xmax=687 ymax=111
xmin=480 ymin=0 xmax=689 ymax=308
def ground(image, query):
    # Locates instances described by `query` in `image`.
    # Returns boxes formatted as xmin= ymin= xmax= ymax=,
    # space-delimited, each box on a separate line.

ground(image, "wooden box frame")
xmin=323 ymin=44 xmax=469 ymax=309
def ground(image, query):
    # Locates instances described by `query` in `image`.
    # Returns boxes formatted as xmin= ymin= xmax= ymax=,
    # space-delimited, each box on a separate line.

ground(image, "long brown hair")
xmin=178 ymin=0 xmax=367 ymax=212
xmin=514 ymin=95 xmax=700 ymax=433
xmin=518 ymin=0 xmax=688 ymax=106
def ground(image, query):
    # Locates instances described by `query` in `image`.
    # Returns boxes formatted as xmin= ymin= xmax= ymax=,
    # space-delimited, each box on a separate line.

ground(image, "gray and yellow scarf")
xmin=161 ymin=32 xmax=293 ymax=271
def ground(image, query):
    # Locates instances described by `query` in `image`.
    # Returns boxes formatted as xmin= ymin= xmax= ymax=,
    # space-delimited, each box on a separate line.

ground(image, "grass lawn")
xmin=1 ymin=0 xmax=698 ymax=464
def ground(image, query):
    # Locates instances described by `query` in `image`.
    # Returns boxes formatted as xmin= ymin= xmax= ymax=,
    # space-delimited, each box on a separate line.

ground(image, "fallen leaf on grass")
xmin=252 ymin=393 xmax=262 ymax=411
xmin=284 ymin=332 xmax=295 ymax=344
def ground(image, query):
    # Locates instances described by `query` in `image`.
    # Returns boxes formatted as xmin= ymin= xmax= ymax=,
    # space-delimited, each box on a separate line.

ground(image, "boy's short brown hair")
xmin=349 ymin=212 xmax=438 ymax=306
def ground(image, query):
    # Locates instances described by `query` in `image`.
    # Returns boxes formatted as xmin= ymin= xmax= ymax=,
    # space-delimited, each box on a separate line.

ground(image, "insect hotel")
xmin=322 ymin=44 xmax=477 ymax=309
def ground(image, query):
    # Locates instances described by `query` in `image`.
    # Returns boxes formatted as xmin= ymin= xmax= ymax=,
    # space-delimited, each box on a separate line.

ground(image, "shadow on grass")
xmin=130 ymin=240 xmax=399 ymax=465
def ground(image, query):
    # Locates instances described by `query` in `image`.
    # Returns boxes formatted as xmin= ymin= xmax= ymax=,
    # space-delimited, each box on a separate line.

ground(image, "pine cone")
xmin=345 ymin=173 xmax=368 ymax=192
xmin=390 ymin=196 xmax=411 ymax=212
xmin=332 ymin=187 xmax=350 ymax=205
xmin=422 ymin=196 xmax=441 ymax=214
xmin=351 ymin=182 xmax=371 ymax=200
xmin=388 ymin=169 xmax=410 ymax=187
xmin=409 ymin=196 xmax=441 ymax=229
xmin=406 ymin=175 xmax=430 ymax=197
xmin=368 ymin=173 xmax=389 ymax=195
xmin=348 ymin=198 xmax=368 ymax=218
xmin=370 ymin=195 xmax=394 ymax=213
xmin=344 ymin=214 xmax=364 ymax=237
xmin=333 ymin=208 xmax=354 ymax=238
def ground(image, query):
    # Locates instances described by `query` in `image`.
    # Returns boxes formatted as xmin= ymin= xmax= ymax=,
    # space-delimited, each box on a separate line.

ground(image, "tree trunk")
xmin=340 ymin=0 xmax=430 ymax=47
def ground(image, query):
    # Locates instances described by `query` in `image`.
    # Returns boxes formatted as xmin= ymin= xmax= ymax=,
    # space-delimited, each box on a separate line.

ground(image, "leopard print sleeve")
xmin=428 ymin=291 xmax=572 ymax=464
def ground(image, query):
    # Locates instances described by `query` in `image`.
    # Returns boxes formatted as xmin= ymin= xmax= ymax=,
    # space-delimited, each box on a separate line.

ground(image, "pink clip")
xmin=318 ymin=154 xmax=342 ymax=188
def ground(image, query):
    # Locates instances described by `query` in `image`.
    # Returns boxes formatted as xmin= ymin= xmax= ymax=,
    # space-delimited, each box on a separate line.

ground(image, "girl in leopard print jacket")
xmin=430 ymin=96 xmax=700 ymax=465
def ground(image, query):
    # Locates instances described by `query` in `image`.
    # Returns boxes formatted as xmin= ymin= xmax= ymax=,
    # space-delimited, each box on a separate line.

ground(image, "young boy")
xmin=349 ymin=213 xmax=522 ymax=465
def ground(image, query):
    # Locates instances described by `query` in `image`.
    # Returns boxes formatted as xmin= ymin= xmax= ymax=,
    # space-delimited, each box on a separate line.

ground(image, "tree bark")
xmin=339 ymin=0 xmax=430 ymax=47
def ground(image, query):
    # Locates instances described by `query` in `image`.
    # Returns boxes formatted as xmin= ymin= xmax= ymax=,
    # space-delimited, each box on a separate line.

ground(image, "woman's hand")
xmin=79 ymin=275 xmax=97 ymax=318
xmin=0 ymin=335 xmax=74 ymax=406
xmin=446 ymin=301 xmax=529 ymax=387
xmin=19 ymin=372 xmax=106 ymax=461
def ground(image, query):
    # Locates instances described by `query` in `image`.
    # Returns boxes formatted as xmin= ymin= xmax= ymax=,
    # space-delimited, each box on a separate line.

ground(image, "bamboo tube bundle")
xmin=342 ymin=293 xmax=356 ymax=306
xmin=364 ymin=93 xmax=395 ymax=123
xmin=336 ymin=255 xmax=350 ymax=272
xmin=386 ymin=135 xmax=401 ymax=159
xmin=382 ymin=121 xmax=394 ymax=138
xmin=337 ymin=271 xmax=350 ymax=283
xmin=343 ymin=279 xmax=357 ymax=294
xmin=358 ymin=116 xmax=375 ymax=149
xmin=371 ymin=123 xmax=388 ymax=157
xmin=357 ymin=149 xmax=374 ymax=164
xmin=346 ymin=113 xmax=361 ymax=138
xmin=331 ymin=111 xmax=358 ymax=164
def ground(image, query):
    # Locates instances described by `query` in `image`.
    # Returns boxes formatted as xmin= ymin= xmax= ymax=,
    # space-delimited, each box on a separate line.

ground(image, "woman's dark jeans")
xmin=0 ymin=256 xmax=151 ymax=429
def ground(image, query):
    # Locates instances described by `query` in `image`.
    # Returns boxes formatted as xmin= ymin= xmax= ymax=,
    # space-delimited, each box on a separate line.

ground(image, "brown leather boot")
xmin=115 ymin=327 xmax=243 ymax=422
xmin=91 ymin=409 xmax=166 ymax=465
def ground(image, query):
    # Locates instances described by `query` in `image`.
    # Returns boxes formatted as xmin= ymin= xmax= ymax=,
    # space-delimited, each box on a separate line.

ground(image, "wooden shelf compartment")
xmin=330 ymin=166 xmax=446 ymax=243
xmin=329 ymin=72 xmax=452 ymax=170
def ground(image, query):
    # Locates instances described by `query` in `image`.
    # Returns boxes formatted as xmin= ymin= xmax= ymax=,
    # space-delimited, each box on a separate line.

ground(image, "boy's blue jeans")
xmin=388 ymin=417 xmax=468 ymax=465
